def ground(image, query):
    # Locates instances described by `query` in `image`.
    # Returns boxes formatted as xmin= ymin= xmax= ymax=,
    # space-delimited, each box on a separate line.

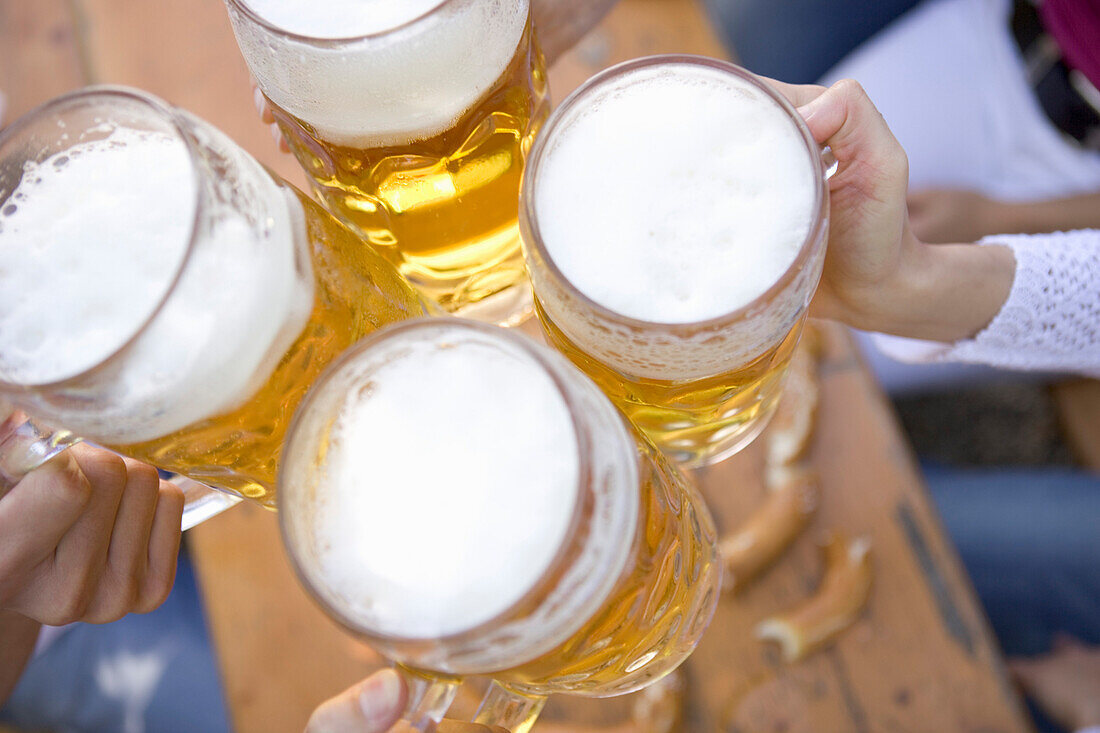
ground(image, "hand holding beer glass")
xmin=279 ymin=319 xmax=721 ymax=733
xmin=521 ymin=56 xmax=832 ymax=466
xmin=225 ymin=0 xmax=550 ymax=324
xmin=0 ymin=88 xmax=425 ymax=527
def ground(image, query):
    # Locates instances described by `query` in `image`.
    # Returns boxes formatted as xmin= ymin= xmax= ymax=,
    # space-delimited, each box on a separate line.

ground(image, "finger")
xmin=306 ymin=668 xmax=406 ymax=733
xmin=82 ymin=459 xmax=161 ymax=623
xmin=0 ymin=404 xmax=25 ymax=435
xmin=759 ymin=77 xmax=827 ymax=109
xmin=133 ymin=480 xmax=183 ymax=614
xmin=794 ymin=78 xmax=908 ymax=189
xmin=53 ymin=446 xmax=128 ymax=579
xmin=0 ymin=449 xmax=92 ymax=569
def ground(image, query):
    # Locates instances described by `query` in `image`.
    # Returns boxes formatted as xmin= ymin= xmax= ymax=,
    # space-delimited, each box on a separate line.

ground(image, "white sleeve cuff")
xmin=869 ymin=231 xmax=1100 ymax=378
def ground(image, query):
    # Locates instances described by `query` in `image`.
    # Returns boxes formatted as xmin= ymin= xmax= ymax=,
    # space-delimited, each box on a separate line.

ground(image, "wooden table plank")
xmin=3 ymin=1 xmax=1034 ymax=731
xmin=185 ymin=503 xmax=385 ymax=733
xmin=75 ymin=0 xmax=306 ymax=187
xmin=690 ymin=324 xmax=1031 ymax=732
xmin=0 ymin=0 xmax=90 ymax=123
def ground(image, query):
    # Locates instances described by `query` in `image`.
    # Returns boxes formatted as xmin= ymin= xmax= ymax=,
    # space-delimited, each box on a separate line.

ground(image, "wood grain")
xmin=0 ymin=0 xmax=89 ymax=124
xmin=2 ymin=1 xmax=1035 ymax=731
xmin=687 ymin=324 xmax=1032 ymax=732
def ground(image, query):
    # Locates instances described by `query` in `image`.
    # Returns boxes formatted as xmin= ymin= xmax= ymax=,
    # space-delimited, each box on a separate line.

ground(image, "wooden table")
xmin=2 ymin=1 xmax=1034 ymax=731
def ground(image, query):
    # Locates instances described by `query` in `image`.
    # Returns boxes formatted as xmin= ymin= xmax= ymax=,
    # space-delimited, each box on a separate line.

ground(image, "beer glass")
xmin=279 ymin=319 xmax=721 ymax=733
xmin=521 ymin=55 xmax=832 ymax=467
xmin=0 ymin=87 xmax=426 ymax=528
xmin=225 ymin=0 xmax=550 ymax=325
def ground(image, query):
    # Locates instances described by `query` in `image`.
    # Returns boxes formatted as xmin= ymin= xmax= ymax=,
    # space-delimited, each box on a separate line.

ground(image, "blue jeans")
xmin=925 ymin=465 xmax=1100 ymax=733
xmin=0 ymin=547 xmax=231 ymax=733
xmin=702 ymin=0 xmax=926 ymax=83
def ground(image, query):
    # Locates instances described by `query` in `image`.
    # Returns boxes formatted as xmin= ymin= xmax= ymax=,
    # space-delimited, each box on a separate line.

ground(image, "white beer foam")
xmin=291 ymin=327 xmax=581 ymax=639
xmin=239 ymin=0 xmax=448 ymax=38
xmin=0 ymin=130 xmax=193 ymax=384
xmin=231 ymin=0 xmax=528 ymax=147
xmin=529 ymin=64 xmax=823 ymax=380
xmin=0 ymin=125 xmax=314 ymax=444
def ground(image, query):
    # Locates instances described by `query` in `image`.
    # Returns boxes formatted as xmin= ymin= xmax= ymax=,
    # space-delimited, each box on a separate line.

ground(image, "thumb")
xmin=307 ymin=668 xmax=407 ymax=733
xmin=796 ymin=78 xmax=909 ymax=199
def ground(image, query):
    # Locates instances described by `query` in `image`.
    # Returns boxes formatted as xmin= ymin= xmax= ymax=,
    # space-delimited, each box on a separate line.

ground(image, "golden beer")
xmin=494 ymin=437 xmax=719 ymax=696
xmin=521 ymin=57 xmax=830 ymax=466
xmin=0 ymin=88 xmax=423 ymax=520
xmin=110 ymin=189 xmax=423 ymax=505
xmin=279 ymin=319 xmax=720 ymax=732
xmin=228 ymin=0 xmax=550 ymax=324
xmin=536 ymin=302 xmax=805 ymax=467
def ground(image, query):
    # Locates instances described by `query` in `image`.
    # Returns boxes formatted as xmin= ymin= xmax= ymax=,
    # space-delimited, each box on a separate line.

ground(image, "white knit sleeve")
xmin=871 ymin=229 xmax=1100 ymax=377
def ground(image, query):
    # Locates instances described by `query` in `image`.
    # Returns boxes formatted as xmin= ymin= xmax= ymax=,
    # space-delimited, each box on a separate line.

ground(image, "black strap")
xmin=1011 ymin=0 xmax=1100 ymax=149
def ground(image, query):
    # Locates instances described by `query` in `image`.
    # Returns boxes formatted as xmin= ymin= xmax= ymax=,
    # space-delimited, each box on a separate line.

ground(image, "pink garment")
xmin=1040 ymin=0 xmax=1100 ymax=89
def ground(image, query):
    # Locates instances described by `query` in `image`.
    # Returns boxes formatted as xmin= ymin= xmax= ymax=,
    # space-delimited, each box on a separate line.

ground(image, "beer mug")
xmin=279 ymin=319 xmax=721 ymax=733
xmin=0 ymin=87 xmax=426 ymax=528
xmin=225 ymin=0 xmax=550 ymax=325
xmin=521 ymin=56 xmax=833 ymax=467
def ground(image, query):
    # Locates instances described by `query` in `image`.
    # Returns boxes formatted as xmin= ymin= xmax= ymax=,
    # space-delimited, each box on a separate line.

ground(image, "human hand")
xmin=0 ymin=442 xmax=183 ymax=626
xmin=766 ymin=78 xmax=1015 ymax=342
xmin=907 ymin=189 xmax=1010 ymax=244
xmin=306 ymin=669 xmax=507 ymax=733
xmin=1010 ymin=635 xmax=1100 ymax=731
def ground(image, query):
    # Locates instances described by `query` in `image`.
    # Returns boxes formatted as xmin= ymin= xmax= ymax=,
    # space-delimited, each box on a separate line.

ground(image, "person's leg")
xmin=926 ymin=465 xmax=1100 ymax=653
xmin=926 ymin=465 xmax=1100 ymax=733
xmin=0 ymin=546 xmax=231 ymax=733
xmin=702 ymin=0 xmax=924 ymax=83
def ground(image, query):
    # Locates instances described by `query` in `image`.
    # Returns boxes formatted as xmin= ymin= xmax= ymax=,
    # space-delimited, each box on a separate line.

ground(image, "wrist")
xmin=862 ymin=234 xmax=1015 ymax=342
xmin=848 ymin=229 xmax=933 ymax=335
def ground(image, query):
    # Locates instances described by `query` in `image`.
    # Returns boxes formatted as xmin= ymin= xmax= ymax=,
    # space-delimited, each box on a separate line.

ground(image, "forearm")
xmin=1002 ymin=192 xmax=1100 ymax=235
xmin=0 ymin=610 xmax=41 ymax=705
xmin=861 ymin=234 xmax=1016 ymax=342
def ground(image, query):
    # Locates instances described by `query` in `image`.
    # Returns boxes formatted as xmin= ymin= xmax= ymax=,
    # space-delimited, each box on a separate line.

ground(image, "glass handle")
xmin=0 ymin=415 xmax=80 ymax=495
xmin=171 ymin=476 xmax=244 ymax=531
xmin=473 ymin=680 xmax=546 ymax=733
xmin=0 ymin=412 xmax=242 ymax=531
xmin=397 ymin=664 xmax=461 ymax=732
xmin=821 ymin=145 xmax=839 ymax=179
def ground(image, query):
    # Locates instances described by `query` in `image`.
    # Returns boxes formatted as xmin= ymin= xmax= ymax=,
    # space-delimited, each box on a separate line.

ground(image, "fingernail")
xmin=359 ymin=668 xmax=402 ymax=726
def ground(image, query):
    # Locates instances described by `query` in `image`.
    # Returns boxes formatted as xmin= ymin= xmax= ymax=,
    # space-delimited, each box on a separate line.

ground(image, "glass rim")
xmin=520 ymin=54 xmax=830 ymax=335
xmin=224 ymin=0 xmax=511 ymax=46
xmin=0 ymin=85 xmax=206 ymax=391
xmin=277 ymin=317 xmax=624 ymax=650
